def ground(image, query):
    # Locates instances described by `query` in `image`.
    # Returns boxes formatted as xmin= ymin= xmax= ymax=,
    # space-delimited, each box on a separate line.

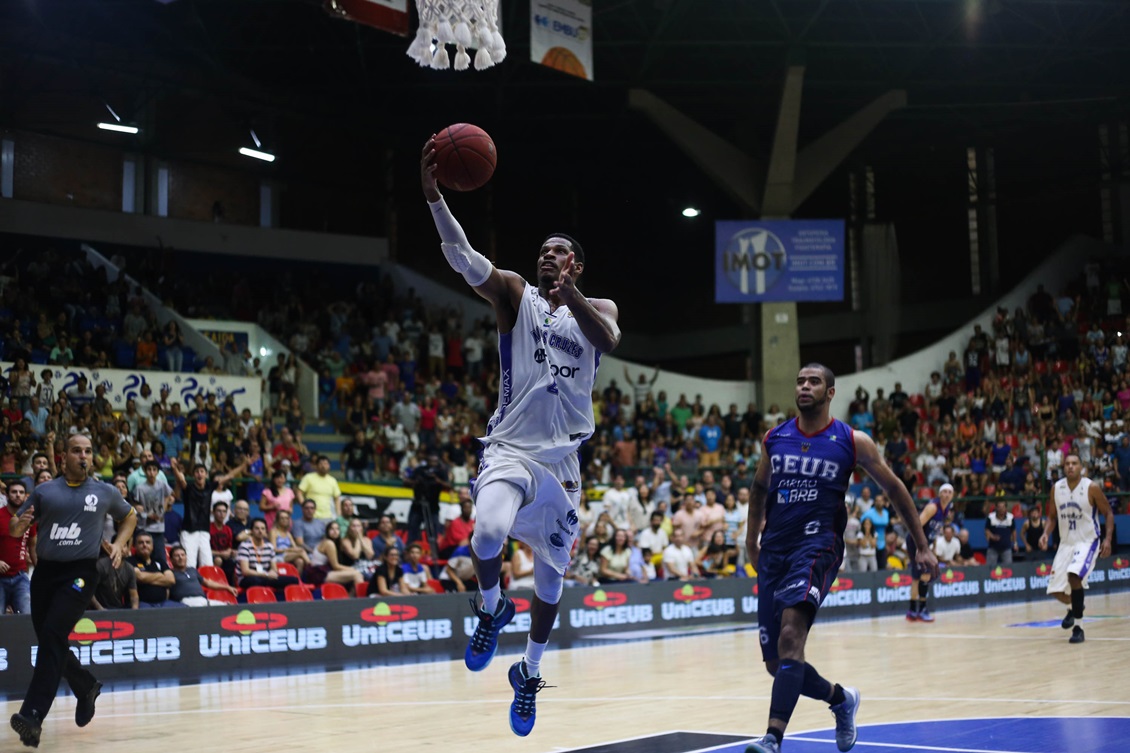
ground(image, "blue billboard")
xmin=715 ymin=220 xmax=845 ymax=302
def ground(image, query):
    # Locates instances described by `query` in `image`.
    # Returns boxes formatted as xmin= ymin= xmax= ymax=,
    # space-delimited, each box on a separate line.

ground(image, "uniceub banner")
xmin=531 ymin=0 xmax=593 ymax=81
xmin=715 ymin=219 xmax=845 ymax=302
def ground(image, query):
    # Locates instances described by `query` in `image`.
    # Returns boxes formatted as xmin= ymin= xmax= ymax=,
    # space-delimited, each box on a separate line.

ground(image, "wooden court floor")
xmin=5 ymin=594 xmax=1128 ymax=752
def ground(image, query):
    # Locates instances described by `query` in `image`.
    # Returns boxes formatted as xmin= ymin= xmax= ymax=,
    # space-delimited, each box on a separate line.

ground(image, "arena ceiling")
xmin=2 ymin=0 xmax=1129 ymax=351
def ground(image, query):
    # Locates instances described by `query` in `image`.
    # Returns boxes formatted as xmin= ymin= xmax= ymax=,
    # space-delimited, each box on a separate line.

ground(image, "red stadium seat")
xmin=245 ymin=586 xmax=277 ymax=604
xmin=198 ymin=566 xmax=228 ymax=585
xmin=427 ymin=578 xmax=443 ymax=593
xmin=205 ymin=589 xmax=237 ymax=605
xmin=909 ymin=394 xmax=925 ymax=408
xmin=320 ymin=582 xmax=350 ymax=600
xmin=277 ymin=562 xmax=301 ymax=580
xmin=917 ymin=487 xmax=935 ymax=499
xmin=366 ymin=530 xmax=380 ymax=540
xmin=1034 ymin=360 xmax=1048 ymax=375
xmin=1053 ymin=360 xmax=1069 ymax=374
xmin=973 ymin=552 xmax=986 ymax=565
xmin=356 ymin=581 xmax=369 ymax=597
xmin=285 ymin=585 xmax=313 ymax=602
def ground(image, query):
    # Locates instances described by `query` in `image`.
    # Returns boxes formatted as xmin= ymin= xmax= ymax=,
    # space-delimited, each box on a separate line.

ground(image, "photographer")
xmin=403 ymin=451 xmax=451 ymax=552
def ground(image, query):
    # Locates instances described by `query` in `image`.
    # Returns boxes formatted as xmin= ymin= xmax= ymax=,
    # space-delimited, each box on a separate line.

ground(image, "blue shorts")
xmin=756 ymin=543 xmax=844 ymax=663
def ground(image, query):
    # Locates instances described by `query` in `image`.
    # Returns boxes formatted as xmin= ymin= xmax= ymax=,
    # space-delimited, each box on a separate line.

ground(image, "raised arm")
xmin=169 ymin=457 xmax=187 ymax=489
xmin=854 ymin=430 xmax=938 ymax=578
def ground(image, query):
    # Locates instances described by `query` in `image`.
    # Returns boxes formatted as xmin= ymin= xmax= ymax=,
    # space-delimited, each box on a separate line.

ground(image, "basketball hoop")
xmin=407 ymin=0 xmax=506 ymax=71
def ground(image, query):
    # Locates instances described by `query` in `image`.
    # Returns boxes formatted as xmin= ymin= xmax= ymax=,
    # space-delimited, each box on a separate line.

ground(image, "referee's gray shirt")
xmin=17 ymin=477 xmax=133 ymax=562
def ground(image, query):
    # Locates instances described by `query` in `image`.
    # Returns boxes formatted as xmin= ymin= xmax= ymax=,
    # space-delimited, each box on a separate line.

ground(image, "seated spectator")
xmin=259 ymin=469 xmax=295 ymax=532
xmin=228 ymin=498 xmax=253 ymax=547
xmin=291 ymin=499 xmax=327 ymax=555
xmin=236 ymin=518 xmax=299 ymax=597
xmin=169 ymin=545 xmax=238 ymax=606
xmin=933 ymin=525 xmax=961 ymax=567
xmin=340 ymin=517 xmax=377 ymax=577
xmin=662 ymin=529 xmax=700 ymax=581
xmin=985 ymin=499 xmax=1016 ymax=565
xmin=369 ymin=546 xmax=407 ymax=597
xmin=565 ymin=537 xmax=601 ymax=588
xmin=269 ymin=509 xmax=310 ymax=574
xmin=128 ymin=532 xmax=184 ymax=609
xmin=209 ymin=501 xmax=238 ymax=586
xmin=438 ymin=545 xmax=476 ymax=592
xmin=302 ymin=520 xmax=364 ymax=594
xmin=400 ymin=543 xmax=436 ymax=594
xmin=955 ymin=528 xmax=976 ymax=565
xmin=370 ymin=514 xmax=405 ymax=559
xmin=698 ymin=530 xmax=734 ymax=577
xmin=91 ymin=548 xmax=138 ymax=610
xmin=439 ymin=496 xmax=475 ymax=558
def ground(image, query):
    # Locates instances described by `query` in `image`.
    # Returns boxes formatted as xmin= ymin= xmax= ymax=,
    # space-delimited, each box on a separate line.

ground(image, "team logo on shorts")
xmin=549 ymin=532 xmax=565 ymax=548
xmin=562 ymin=481 xmax=580 ymax=494
xmin=565 ymin=509 xmax=579 ymax=525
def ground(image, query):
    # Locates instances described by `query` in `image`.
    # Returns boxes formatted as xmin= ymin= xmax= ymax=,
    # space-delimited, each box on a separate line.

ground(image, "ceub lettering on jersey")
xmin=769 ymin=454 xmax=842 ymax=480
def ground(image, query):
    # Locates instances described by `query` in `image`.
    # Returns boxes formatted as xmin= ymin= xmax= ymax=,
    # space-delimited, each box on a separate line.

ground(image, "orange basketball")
xmin=541 ymin=46 xmax=587 ymax=79
xmin=433 ymin=123 xmax=497 ymax=192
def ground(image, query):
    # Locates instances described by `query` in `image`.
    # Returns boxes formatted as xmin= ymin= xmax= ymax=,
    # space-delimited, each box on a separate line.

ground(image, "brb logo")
xmin=721 ymin=227 xmax=787 ymax=296
xmin=200 ymin=610 xmax=327 ymax=657
xmin=345 ymin=602 xmax=453 ymax=645
xmin=35 ymin=618 xmax=181 ymax=665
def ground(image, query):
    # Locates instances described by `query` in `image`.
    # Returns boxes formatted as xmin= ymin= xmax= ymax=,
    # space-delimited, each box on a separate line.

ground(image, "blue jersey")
xmin=923 ymin=499 xmax=952 ymax=543
xmin=761 ymin=418 xmax=855 ymax=552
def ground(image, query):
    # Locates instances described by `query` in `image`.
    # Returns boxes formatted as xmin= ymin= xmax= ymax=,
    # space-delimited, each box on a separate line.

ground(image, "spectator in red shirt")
xmin=419 ymin=400 xmax=438 ymax=450
xmin=439 ymin=494 xmax=475 ymax=558
xmin=272 ymin=428 xmax=301 ymax=472
xmin=209 ymin=501 xmax=237 ymax=586
xmin=0 ymin=480 xmax=36 ymax=614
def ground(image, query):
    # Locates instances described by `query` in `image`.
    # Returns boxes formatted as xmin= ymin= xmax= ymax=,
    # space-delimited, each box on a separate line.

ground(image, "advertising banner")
xmin=531 ymin=0 xmax=593 ymax=81
xmin=0 ymin=362 xmax=261 ymax=415
xmin=2 ymin=557 xmax=1126 ymax=697
xmin=197 ymin=329 xmax=250 ymax=357
xmin=715 ymin=220 xmax=845 ymax=302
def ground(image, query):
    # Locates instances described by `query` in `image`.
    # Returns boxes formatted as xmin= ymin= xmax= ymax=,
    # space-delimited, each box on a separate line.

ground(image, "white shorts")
xmin=1046 ymin=539 xmax=1101 ymax=595
xmin=475 ymin=443 xmax=582 ymax=575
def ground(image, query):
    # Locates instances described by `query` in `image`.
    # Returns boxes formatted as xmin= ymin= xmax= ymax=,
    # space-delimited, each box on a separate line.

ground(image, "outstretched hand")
xmin=915 ymin=545 xmax=940 ymax=580
xmin=420 ymin=136 xmax=441 ymax=202
xmin=549 ymin=252 xmax=581 ymax=304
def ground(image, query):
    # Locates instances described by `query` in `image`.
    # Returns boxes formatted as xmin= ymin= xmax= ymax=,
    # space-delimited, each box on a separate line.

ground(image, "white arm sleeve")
xmin=428 ymin=197 xmax=493 ymax=288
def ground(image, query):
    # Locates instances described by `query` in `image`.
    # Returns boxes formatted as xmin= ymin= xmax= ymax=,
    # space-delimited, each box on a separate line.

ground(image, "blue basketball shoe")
xmin=745 ymin=735 xmax=780 ymax=753
xmin=831 ymin=686 xmax=861 ymax=751
xmin=464 ymin=594 xmax=516 ymax=672
xmin=508 ymin=661 xmax=550 ymax=737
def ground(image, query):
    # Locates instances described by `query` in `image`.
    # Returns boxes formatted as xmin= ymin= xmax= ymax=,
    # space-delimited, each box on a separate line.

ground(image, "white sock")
xmin=480 ymin=583 xmax=501 ymax=615
xmin=523 ymin=637 xmax=547 ymax=677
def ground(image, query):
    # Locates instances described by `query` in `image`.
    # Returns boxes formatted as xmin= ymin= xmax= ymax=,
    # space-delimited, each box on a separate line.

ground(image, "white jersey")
xmin=1052 ymin=476 xmax=1100 ymax=547
xmin=483 ymin=283 xmax=599 ymax=463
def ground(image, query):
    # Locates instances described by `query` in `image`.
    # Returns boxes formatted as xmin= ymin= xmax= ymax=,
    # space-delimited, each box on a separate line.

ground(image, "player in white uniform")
xmin=421 ymin=137 xmax=621 ymax=736
xmin=1040 ymin=454 xmax=1113 ymax=644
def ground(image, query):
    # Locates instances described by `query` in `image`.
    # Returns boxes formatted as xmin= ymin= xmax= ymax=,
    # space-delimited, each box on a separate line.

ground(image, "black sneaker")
xmin=1061 ymin=610 xmax=1075 ymax=629
xmin=10 ymin=711 xmax=42 ymax=748
xmin=1069 ymin=626 xmax=1085 ymax=644
xmin=76 ymin=681 xmax=102 ymax=728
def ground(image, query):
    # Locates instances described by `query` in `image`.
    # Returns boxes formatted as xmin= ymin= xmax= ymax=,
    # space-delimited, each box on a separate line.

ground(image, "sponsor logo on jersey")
xmin=345 ymin=602 xmax=453 ymax=645
xmin=40 ymin=618 xmax=182 ymax=666
xmin=769 ymin=454 xmax=842 ymax=480
xmin=534 ymin=348 xmax=547 ymax=364
xmin=570 ymin=589 xmax=652 ymax=628
xmin=662 ymin=584 xmax=734 ymax=620
xmin=200 ymin=611 xmax=327 ymax=657
xmin=800 ymin=442 xmax=811 ymax=453
xmin=547 ymin=332 xmax=584 ymax=359
xmin=562 ymin=481 xmax=580 ymax=494
xmin=48 ymin=523 xmax=83 ymax=546
xmin=83 ymin=494 xmax=99 ymax=512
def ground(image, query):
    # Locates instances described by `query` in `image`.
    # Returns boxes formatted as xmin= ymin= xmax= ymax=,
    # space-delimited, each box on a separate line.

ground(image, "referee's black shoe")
xmin=10 ymin=711 xmax=42 ymax=748
xmin=76 ymin=681 xmax=102 ymax=727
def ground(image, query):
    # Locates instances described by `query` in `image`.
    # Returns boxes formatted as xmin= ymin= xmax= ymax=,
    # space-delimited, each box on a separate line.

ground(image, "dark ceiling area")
xmin=2 ymin=0 xmax=1129 ymax=338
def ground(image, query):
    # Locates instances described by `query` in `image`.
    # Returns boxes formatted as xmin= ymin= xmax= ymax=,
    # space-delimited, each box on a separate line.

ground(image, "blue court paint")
xmin=701 ymin=717 xmax=1130 ymax=753
xmin=1006 ymin=616 xmax=1118 ymax=629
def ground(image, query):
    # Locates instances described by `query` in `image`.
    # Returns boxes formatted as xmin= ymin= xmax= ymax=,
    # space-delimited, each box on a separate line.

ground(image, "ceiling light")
xmin=682 ymin=207 xmax=701 ymax=218
xmin=98 ymin=122 xmax=139 ymax=134
xmin=239 ymin=147 xmax=276 ymax=163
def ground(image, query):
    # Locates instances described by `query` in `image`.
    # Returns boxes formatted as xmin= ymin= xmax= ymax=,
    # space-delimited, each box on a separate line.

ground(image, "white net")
xmin=407 ymin=0 xmax=507 ymax=71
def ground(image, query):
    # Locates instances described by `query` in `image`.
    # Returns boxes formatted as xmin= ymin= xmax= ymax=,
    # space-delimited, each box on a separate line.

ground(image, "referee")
xmin=8 ymin=434 xmax=135 ymax=748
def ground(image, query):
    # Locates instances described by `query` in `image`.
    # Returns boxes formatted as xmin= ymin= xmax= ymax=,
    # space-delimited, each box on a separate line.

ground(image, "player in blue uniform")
xmin=907 ymin=482 xmax=954 ymax=622
xmin=745 ymin=365 xmax=938 ymax=753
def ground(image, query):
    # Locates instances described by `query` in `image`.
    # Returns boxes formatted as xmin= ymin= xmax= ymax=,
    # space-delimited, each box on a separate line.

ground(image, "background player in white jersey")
xmin=421 ymin=137 xmax=621 ymax=736
xmin=1040 ymin=453 xmax=1112 ymax=644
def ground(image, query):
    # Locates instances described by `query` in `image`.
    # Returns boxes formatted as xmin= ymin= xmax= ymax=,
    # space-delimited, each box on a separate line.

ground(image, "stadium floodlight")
xmin=97 ymin=122 xmax=139 ymax=134
xmin=239 ymin=147 xmax=276 ymax=162
xmin=682 ymin=207 xmax=701 ymax=218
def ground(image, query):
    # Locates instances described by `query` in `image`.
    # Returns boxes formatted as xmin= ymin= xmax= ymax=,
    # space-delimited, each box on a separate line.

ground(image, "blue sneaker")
xmin=745 ymin=735 xmax=780 ymax=753
xmin=464 ymin=595 xmax=516 ymax=672
xmin=917 ymin=608 xmax=935 ymax=623
xmin=831 ymin=686 xmax=861 ymax=751
xmin=508 ymin=661 xmax=550 ymax=737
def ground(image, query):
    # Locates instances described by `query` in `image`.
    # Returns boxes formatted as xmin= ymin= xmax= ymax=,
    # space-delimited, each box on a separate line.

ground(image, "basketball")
xmin=541 ymin=46 xmax=587 ymax=79
xmin=433 ymin=123 xmax=497 ymax=192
